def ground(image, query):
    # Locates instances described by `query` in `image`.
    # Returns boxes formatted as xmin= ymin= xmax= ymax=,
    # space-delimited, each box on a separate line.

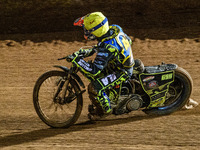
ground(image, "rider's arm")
xmin=74 ymin=47 xmax=97 ymax=58
xmin=124 ymin=33 xmax=132 ymax=45
xmin=72 ymin=43 xmax=117 ymax=78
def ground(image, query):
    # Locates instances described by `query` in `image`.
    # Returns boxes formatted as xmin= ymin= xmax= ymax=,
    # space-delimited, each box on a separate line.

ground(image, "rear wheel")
xmin=33 ymin=70 xmax=83 ymax=128
xmin=144 ymin=67 xmax=193 ymax=115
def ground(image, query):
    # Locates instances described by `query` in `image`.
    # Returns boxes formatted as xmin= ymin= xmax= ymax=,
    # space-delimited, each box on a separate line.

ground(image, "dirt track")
xmin=0 ymin=35 xmax=200 ymax=149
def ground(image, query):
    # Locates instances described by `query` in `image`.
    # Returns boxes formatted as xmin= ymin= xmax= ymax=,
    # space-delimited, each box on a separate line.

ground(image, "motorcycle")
xmin=33 ymin=55 xmax=193 ymax=128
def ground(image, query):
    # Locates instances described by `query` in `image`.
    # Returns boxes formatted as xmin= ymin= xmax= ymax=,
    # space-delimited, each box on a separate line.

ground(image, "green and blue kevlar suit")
xmin=72 ymin=25 xmax=134 ymax=114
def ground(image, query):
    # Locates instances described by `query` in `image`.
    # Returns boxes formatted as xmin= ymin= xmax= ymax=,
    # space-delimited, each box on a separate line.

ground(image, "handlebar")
xmin=58 ymin=56 xmax=69 ymax=60
xmin=57 ymin=54 xmax=84 ymax=74
xmin=58 ymin=54 xmax=84 ymax=61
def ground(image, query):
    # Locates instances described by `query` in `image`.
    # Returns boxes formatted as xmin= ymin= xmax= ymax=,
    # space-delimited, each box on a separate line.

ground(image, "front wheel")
xmin=144 ymin=67 xmax=193 ymax=115
xmin=33 ymin=70 xmax=83 ymax=128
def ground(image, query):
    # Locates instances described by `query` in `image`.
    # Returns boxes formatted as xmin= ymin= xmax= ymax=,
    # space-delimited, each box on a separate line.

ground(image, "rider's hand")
xmin=66 ymin=49 xmax=86 ymax=62
xmin=73 ymin=48 xmax=86 ymax=57
xmin=78 ymin=48 xmax=87 ymax=55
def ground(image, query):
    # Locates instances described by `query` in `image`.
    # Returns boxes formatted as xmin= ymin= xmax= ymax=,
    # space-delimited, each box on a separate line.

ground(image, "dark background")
xmin=0 ymin=0 xmax=199 ymax=41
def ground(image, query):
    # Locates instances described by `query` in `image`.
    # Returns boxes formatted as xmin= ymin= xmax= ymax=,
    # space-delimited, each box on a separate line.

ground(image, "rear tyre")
xmin=33 ymin=70 xmax=83 ymax=128
xmin=144 ymin=67 xmax=193 ymax=115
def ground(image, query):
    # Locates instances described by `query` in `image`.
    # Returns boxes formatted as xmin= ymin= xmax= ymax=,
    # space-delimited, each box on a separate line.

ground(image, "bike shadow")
xmin=0 ymin=114 xmax=161 ymax=148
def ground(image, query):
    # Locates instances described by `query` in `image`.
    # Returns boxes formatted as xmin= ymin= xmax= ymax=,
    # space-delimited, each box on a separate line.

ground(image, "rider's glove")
xmin=67 ymin=48 xmax=87 ymax=62
xmin=74 ymin=48 xmax=88 ymax=57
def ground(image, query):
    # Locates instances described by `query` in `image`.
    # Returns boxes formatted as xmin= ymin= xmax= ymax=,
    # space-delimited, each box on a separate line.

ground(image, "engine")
xmin=112 ymin=79 xmax=144 ymax=115
xmin=119 ymin=81 xmax=143 ymax=111
xmin=114 ymin=94 xmax=143 ymax=115
xmin=121 ymin=80 xmax=135 ymax=95
xmin=126 ymin=94 xmax=143 ymax=111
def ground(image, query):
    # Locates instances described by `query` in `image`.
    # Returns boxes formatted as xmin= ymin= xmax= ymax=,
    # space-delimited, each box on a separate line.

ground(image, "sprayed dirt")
xmin=0 ymin=34 xmax=200 ymax=149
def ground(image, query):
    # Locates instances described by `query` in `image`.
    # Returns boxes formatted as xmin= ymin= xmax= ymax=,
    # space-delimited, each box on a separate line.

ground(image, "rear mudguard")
xmin=144 ymin=64 xmax=178 ymax=74
xmin=139 ymin=64 xmax=178 ymax=108
xmin=54 ymin=65 xmax=85 ymax=88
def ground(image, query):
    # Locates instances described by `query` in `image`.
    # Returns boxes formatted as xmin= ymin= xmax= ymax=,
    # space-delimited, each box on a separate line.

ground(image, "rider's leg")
xmin=91 ymin=72 xmax=129 ymax=115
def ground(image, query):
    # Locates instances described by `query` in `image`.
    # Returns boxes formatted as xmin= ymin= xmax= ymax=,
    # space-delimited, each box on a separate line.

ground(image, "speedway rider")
xmin=67 ymin=12 xmax=134 ymax=119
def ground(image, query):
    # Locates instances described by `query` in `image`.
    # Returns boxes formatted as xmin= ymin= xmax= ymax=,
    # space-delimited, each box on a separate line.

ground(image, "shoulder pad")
xmin=110 ymin=24 xmax=123 ymax=32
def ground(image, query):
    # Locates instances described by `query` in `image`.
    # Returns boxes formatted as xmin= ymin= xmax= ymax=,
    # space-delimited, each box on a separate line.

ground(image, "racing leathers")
xmin=71 ymin=25 xmax=134 ymax=114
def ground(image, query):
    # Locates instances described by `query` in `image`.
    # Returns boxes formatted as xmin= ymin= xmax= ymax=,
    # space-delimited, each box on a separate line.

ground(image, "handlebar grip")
xmin=58 ymin=54 xmax=84 ymax=61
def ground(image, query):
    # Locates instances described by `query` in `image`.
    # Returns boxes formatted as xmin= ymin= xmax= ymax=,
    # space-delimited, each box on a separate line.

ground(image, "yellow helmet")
xmin=74 ymin=12 xmax=109 ymax=40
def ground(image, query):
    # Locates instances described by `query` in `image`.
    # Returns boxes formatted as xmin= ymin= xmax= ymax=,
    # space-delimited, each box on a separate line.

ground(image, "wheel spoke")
xmin=33 ymin=71 xmax=82 ymax=128
xmin=164 ymin=80 xmax=183 ymax=106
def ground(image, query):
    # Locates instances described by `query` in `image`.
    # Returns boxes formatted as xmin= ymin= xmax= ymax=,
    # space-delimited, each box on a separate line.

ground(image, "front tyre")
xmin=144 ymin=67 xmax=193 ymax=115
xmin=33 ymin=70 xmax=83 ymax=128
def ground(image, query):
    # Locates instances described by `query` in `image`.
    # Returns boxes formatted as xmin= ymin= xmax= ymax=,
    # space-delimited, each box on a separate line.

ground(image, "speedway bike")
xmin=33 ymin=55 xmax=193 ymax=128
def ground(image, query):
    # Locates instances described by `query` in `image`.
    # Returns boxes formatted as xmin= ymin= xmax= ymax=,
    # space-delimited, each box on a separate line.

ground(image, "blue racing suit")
xmin=72 ymin=25 xmax=134 ymax=114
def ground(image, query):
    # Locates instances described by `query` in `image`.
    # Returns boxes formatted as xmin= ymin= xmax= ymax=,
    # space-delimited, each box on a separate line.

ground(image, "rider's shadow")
xmin=0 ymin=114 xmax=161 ymax=148
xmin=76 ymin=113 xmax=161 ymax=126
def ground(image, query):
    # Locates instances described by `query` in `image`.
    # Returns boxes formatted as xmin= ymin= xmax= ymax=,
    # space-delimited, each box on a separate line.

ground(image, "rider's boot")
xmin=88 ymin=102 xmax=116 ymax=121
xmin=88 ymin=108 xmax=112 ymax=121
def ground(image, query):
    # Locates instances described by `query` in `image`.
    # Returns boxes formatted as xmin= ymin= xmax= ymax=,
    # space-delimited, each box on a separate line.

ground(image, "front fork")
xmin=53 ymin=71 xmax=86 ymax=104
xmin=53 ymin=73 xmax=71 ymax=104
